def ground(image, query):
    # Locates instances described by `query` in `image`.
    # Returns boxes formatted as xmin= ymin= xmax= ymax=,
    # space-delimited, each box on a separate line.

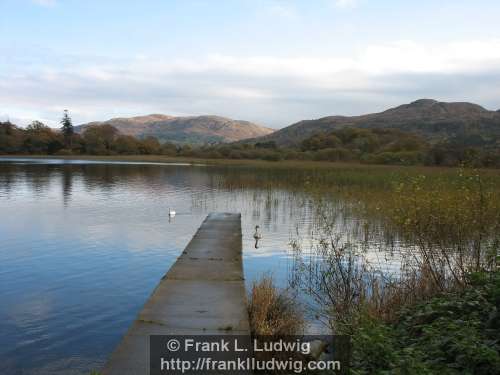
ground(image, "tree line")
xmin=298 ymin=127 xmax=500 ymax=168
xmin=0 ymin=112 xmax=178 ymax=156
xmin=1 ymin=112 xmax=499 ymax=167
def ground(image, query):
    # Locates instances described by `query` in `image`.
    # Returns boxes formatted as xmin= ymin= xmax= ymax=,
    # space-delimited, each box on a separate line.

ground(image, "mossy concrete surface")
xmin=101 ymin=213 xmax=249 ymax=375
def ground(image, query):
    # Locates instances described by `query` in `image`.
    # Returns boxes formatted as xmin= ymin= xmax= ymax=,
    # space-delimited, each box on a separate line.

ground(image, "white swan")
xmin=253 ymin=225 xmax=262 ymax=240
xmin=169 ymin=208 xmax=176 ymax=217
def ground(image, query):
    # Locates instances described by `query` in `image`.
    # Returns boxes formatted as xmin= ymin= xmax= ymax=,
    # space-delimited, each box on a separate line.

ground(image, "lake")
xmin=1 ymin=158 xmax=340 ymax=375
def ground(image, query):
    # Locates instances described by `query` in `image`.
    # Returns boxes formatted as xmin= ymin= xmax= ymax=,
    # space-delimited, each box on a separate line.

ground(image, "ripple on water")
xmin=0 ymin=159 xmax=390 ymax=374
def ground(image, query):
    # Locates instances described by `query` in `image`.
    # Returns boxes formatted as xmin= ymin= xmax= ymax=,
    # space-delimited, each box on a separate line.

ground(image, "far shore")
xmin=0 ymin=154 xmax=410 ymax=169
xmin=4 ymin=154 xmax=500 ymax=174
xmin=0 ymin=154 xmax=500 ymax=175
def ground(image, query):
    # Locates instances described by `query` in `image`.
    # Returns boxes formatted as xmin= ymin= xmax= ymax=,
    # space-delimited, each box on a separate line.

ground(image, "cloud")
xmin=32 ymin=0 xmax=56 ymax=7
xmin=332 ymin=0 xmax=358 ymax=9
xmin=2 ymin=39 xmax=500 ymax=128
xmin=266 ymin=3 xmax=298 ymax=19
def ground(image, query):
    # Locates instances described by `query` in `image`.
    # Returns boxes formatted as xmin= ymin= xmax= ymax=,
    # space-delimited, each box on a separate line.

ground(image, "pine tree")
xmin=60 ymin=109 xmax=74 ymax=148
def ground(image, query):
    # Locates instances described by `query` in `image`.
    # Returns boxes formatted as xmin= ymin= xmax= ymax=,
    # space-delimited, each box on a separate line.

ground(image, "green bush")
xmin=54 ymin=148 xmax=74 ymax=155
xmin=261 ymin=151 xmax=282 ymax=161
xmin=351 ymin=271 xmax=500 ymax=374
xmin=366 ymin=151 xmax=424 ymax=165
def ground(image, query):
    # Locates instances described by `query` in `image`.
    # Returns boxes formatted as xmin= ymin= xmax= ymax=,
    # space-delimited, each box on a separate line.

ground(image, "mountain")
xmin=246 ymin=99 xmax=500 ymax=147
xmin=76 ymin=114 xmax=273 ymax=144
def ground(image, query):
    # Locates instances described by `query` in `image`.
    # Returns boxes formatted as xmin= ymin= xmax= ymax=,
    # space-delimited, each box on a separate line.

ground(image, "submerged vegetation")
xmin=389 ymin=172 xmax=500 ymax=288
xmin=246 ymin=166 xmax=500 ymax=373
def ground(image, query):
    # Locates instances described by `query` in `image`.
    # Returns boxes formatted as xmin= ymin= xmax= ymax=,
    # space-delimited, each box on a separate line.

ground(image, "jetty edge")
xmin=101 ymin=212 xmax=250 ymax=375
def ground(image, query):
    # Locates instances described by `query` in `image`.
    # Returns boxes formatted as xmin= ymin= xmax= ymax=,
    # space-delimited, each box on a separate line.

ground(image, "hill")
xmin=76 ymin=114 xmax=273 ymax=144
xmin=246 ymin=99 xmax=500 ymax=148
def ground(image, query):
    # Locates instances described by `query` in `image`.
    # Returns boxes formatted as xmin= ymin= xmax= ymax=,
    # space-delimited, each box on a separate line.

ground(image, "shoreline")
xmin=2 ymin=154 xmax=496 ymax=173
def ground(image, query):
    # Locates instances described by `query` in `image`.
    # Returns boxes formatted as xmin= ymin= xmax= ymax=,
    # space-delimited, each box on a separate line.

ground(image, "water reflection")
xmin=61 ymin=166 xmax=73 ymax=207
xmin=0 ymin=159 xmax=317 ymax=375
xmin=0 ymin=158 xmax=393 ymax=375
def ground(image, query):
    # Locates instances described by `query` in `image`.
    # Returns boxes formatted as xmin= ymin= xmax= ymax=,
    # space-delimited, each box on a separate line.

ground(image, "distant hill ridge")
xmin=246 ymin=99 xmax=500 ymax=147
xmin=76 ymin=114 xmax=274 ymax=144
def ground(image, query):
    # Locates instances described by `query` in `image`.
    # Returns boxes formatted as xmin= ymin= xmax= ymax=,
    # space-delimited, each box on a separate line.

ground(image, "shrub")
xmin=351 ymin=271 xmax=500 ymax=374
xmin=366 ymin=151 xmax=424 ymax=165
xmin=54 ymin=148 xmax=73 ymax=155
xmin=248 ymin=275 xmax=304 ymax=336
xmin=228 ymin=150 xmax=243 ymax=159
xmin=261 ymin=151 xmax=282 ymax=162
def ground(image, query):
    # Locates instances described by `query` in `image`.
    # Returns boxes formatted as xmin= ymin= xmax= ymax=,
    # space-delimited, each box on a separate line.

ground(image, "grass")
xmin=3 ymin=154 xmax=500 ymax=195
xmin=247 ymin=275 xmax=304 ymax=336
xmin=262 ymin=162 xmax=500 ymax=373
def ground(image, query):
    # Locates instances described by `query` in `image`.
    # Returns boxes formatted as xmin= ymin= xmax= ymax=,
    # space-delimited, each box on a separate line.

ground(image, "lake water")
xmin=0 ymin=158 xmax=330 ymax=375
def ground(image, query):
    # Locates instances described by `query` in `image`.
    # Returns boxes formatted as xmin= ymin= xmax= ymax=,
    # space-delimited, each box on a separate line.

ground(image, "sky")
xmin=1 ymin=0 xmax=500 ymax=128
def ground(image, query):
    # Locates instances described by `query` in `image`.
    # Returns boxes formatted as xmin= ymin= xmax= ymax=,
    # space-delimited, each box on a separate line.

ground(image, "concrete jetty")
xmin=101 ymin=212 xmax=250 ymax=375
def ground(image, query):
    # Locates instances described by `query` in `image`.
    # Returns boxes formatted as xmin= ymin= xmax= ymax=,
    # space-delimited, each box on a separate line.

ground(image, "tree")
xmin=60 ymin=110 xmax=74 ymax=148
xmin=139 ymin=136 xmax=161 ymax=154
xmin=255 ymin=141 xmax=277 ymax=149
xmin=114 ymin=135 xmax=139 ymax=154
xmin=82 ymin=124 xmax=118 ymax=154
xmin=0 ymin=121 xmax=24 ymax=153
xmin=26 ymin=120 xmax=49 ymax=132
xmin=160 ymin=142 xmax=178 ymax=156
xmin=24 ymin=121 xmax=62 ymax=154
xmin=96 ymin=124 xmax=118 ymax=151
